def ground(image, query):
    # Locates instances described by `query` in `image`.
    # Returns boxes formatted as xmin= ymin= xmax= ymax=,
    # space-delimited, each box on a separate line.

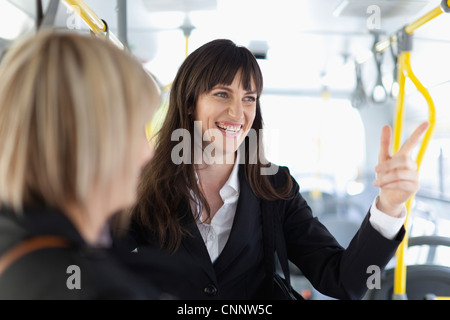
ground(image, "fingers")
xmin=374 ymin=169 xmax=419 ymax=188
xmin=378 ymin=181 xmax=419 ymax=193
xmin=376 ymin=154 xmax=418 ymax=174
xmin=397 ymin=121 xmax=430 ymax=156
xmin=378 ymin=125 xmax=392 ymax=163
xmin=376 ymin=121 xmax=429 ymax=173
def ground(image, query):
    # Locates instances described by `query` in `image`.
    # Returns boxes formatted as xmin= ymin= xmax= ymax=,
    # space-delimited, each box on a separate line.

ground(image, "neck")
xmin=63 ymin=201 xmax=109 ymax=246
xmin=196 ymin=152 xmax=237 ymax=189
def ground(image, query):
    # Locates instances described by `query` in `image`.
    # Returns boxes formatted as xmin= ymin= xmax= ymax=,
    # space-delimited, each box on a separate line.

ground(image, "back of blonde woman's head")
xmin=0 ymin=31 xmax=160 ymax=211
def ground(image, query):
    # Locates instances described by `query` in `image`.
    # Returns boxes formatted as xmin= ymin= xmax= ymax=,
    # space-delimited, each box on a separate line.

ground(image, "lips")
xmin=215 ymin=121 xmax=243 ymax=136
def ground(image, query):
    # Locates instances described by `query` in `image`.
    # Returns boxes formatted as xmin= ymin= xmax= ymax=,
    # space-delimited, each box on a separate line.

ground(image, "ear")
xmin=187 ymin=106 xmax=195 ymax=116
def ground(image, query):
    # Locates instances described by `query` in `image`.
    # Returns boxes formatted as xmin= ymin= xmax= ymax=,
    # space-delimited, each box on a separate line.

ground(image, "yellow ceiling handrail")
xmin=62 ymin=0 xmax=124 ymax=50
xmin=405 ymin=5 xmax=445 ymax=34
xmin=375 ymin=0 xmax=450 ymax=53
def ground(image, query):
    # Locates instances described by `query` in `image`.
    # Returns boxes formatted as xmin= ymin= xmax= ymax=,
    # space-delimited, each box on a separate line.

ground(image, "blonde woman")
xmin=0 ymin=31 xmax=178 ymax=299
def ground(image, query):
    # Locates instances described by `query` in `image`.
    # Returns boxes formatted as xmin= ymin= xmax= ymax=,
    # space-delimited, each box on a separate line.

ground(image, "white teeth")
xmin=217 ymin=124 xmax=242 ymax=133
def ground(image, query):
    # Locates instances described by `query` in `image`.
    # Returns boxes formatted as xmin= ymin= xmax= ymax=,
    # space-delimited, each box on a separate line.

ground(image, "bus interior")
xmin=1 ymin=0 xmax=450 ymax=300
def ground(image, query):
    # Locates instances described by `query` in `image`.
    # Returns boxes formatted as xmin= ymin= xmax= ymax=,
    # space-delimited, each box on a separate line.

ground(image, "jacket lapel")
xmin=178 ymin=203 xmax=218 ymax=283
xmin=213 ymin=165 xmax=261 ymax=275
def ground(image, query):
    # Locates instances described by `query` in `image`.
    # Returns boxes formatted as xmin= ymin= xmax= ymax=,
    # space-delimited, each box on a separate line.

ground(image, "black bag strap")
xmin=261 ymin=199 xmax=293 ymax=291
xmin=274 ymin=214 xmax=292 ymax=286
xmin=261 ymin=200 xmax=275 ymax=286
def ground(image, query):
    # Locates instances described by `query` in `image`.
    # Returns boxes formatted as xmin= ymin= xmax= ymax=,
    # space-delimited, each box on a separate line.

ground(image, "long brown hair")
xmin=133 ymin=39 xmax=292 ymax=251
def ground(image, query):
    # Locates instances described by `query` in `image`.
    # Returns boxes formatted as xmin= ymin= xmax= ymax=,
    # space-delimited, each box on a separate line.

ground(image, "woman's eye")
xmin=215 ymin=92 xmax=229 ymax=98
xmin=244 ymin=96 xmax=257 ymax=102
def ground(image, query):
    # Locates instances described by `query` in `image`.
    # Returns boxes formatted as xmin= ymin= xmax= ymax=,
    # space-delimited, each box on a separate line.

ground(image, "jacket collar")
xmin=0 ymin=206 xmax=89 ymax=248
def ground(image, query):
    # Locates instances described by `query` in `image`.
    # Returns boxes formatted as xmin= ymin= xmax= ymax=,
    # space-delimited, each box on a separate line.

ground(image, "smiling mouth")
xmin=216 ymin=122 xmax=243 ymax=136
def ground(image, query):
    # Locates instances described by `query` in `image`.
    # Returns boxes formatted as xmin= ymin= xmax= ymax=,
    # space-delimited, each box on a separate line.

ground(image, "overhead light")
xmin=0 ymin=1 xmax=34 ymax=40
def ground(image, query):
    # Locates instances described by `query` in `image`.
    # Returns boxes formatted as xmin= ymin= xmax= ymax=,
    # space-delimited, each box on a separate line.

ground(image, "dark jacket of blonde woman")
xmin=0 ymin=30 xmax=186 ymax=300
xmin=0 ymin=206 xmax=192 ymax=300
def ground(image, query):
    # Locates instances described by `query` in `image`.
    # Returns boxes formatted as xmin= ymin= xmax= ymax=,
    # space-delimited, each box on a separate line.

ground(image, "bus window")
xmin=260 ymin=94 xmax=366 ymax=209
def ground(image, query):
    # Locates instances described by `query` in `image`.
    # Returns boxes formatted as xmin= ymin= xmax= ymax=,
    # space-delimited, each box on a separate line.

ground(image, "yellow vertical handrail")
xmin=392 ymin=51 xmax=436 ymax=299
xmin=387 ymin=0 xmax=450 ymax=299
xmin=185 ymin=35 xmax=190 ymax=58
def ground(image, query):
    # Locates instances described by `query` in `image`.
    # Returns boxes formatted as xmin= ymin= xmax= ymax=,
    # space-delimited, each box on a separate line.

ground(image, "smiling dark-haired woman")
xmin=116 ymin=39 xmax=429 ymax=300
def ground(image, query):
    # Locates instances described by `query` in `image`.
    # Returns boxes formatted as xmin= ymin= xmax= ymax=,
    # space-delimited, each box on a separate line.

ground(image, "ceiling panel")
xmin=2 ymin=0 xmax=449 ymax=99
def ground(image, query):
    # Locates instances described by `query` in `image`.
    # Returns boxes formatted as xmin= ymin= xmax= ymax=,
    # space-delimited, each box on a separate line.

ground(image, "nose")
xmin=228 ymin=98 xmax=244 ymax=120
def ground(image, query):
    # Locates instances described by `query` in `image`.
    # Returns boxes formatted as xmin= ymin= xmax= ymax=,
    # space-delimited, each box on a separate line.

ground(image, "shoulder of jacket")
xmin=266 ymin=165 xmax=292 ymax=187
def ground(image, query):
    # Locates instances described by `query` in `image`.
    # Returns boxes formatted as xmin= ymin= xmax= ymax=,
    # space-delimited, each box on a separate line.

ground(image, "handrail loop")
xmin=391 ymin=26 xmax=437 ymax=300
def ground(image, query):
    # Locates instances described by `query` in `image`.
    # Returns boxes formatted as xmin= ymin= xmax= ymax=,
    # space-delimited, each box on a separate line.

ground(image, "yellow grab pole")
xmin=375 ymin=1 xmax=450 ymax=53
xmin=391 ymin=52 xmax=408 ymax=298
xmin=185 ymin=35 xmax=190 ymax=58
xmin=392 ymin=54 xmax=407 ymax=154
xmin=404 ymin=6 xmax=444 ymax=34
xmin=62 ymin=0 xmax=124 ymax=49
xmin=63 ymin=0 xmax=106 ymax=33
xmin=392 ymin=51 xmax=436 ymax=299
xmin=403 ymin=54 xmax=436 ymax=169
xmin=373 ymin=0 xmax=446 ymax=299
xmin=405 ymin=0 xmax=450 ymax=35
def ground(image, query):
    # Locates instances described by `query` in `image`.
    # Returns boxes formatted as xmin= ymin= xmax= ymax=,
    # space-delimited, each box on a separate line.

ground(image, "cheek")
xmin=194 ymin=98 xmax=210 ymax=121
xmin=194 ymin=106 xmax=209 ymax=133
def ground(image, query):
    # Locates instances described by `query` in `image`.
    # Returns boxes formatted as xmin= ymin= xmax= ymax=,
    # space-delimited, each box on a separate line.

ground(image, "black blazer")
xmin=125 ymin=165 xmax=405 ymax=300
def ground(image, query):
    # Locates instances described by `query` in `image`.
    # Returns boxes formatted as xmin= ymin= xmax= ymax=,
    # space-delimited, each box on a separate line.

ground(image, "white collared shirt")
xmin=192 ymin=153 xmax=406 ymax=263
xmin=193 ymin=151 xmax=241 ymax=263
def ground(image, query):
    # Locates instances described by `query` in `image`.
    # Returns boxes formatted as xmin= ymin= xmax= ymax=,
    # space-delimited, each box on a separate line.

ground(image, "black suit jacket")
xmin=125 ymin=165 xmax=405 ymax=300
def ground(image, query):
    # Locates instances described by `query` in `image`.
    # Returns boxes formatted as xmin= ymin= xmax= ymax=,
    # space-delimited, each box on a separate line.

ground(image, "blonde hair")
xmin=0 ymin=31 xmax=160 ymax=212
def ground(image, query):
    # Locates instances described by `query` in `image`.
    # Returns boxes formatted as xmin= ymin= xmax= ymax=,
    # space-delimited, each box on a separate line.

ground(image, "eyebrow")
xmin=213 ymin=86 xmax=257 ymax=95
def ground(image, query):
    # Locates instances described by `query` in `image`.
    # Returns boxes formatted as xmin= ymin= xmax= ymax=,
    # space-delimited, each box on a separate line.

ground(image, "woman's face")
xmin=194 ymin=70 xmax=257 ymax=159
